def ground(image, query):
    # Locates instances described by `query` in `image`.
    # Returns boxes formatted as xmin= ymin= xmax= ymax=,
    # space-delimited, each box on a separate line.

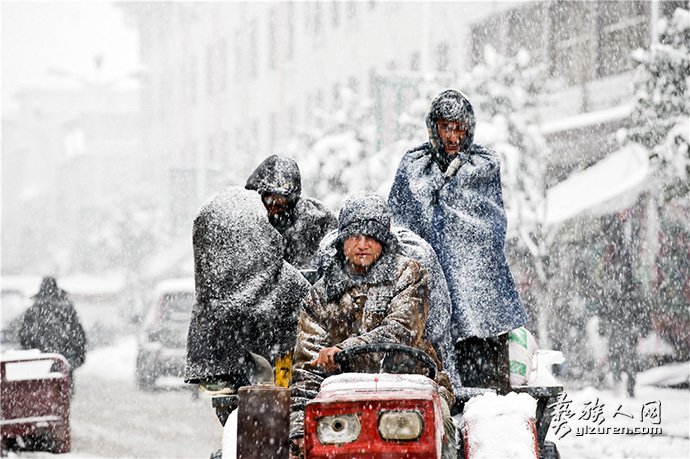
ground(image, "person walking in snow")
xmin=246 ymin=155 xmax=337 ymax=271
xmin=289 ymin=193 xmax=456 ymax=459
xmin=598 ymin=213 xmax=650 ymax=398
xmin=18 ymin=276 xmax=87 ymax=390
xmin=184 ymin=187 xmax=311 ymax=394
xmin=388 ymin=89 xmax=528 ymax=392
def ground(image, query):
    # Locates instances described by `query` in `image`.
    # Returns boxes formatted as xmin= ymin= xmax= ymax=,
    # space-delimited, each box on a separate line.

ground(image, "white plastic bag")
xmin=508 ymin=327 xmax=538 ymax=386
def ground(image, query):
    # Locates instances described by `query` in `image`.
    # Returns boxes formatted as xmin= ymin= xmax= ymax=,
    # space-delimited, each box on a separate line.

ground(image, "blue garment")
xmin=388 ymin=142 xmax=528 ymax=340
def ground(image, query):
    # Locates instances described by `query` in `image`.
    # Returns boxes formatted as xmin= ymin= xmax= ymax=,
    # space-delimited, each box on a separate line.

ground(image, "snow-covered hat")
xmin=337 ymin=193 xmax=392 ymax=246
xmin=245 ymin=155 xmax=301 ymax=202
xmin=426 ymin=89 xmax=475 ymax=154
xmin=33 ymin=276 xmax=62 ymax=298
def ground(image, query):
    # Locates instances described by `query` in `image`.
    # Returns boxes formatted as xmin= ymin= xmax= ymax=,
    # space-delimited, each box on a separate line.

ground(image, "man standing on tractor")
xmin=246 ymin=154 xmax=337 ymax=270
xmin=289 ymin=193 xmax=456 ymax=459
xmin=388 ymin=89 xmax=528 ymax=393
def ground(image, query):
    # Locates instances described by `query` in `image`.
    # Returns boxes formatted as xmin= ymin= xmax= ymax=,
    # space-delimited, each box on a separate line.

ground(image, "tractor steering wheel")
xmin=333 ymin=343 xmax=437 ymax=380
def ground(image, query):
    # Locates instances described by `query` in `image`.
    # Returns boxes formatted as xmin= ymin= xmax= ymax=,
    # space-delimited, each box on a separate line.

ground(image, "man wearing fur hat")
xmin=246 ymin=155 xmax=337 ymax=270
xmin=388 ymin=89 xmax=528 ymax=393
xmin=289 ymin=193 xmax=456 ymax=459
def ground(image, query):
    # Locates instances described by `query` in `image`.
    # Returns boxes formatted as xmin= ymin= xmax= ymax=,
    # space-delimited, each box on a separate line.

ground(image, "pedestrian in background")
xmin=18 ymin=276 xmax=87 ymax=391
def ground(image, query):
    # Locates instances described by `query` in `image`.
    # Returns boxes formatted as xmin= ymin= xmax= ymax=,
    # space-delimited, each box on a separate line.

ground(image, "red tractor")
xmin=211 ymin=344 xmax=561 ymax=459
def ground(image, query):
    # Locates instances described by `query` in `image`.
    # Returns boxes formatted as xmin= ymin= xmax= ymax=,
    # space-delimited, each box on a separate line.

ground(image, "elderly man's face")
xmin=343 ymin=235 xmax=383 ymax=273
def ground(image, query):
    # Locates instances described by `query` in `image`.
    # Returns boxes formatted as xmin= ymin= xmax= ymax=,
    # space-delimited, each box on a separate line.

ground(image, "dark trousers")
xmin=455 ymin=333 xmax=510 ymax=393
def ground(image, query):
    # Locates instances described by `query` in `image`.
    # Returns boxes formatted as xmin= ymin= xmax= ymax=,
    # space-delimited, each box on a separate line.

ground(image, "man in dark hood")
xmin=245 ymin=155 xmax=337 ymax=270
xmin=289 ymin=193 xmax=456 ymax=459
xmin=18 ymin=276 xmax=87 ymax=390
xmin=388 ymin=89 xmax=528 ymax=392
xmin=185 ymin=187 xmax=311 ymax=393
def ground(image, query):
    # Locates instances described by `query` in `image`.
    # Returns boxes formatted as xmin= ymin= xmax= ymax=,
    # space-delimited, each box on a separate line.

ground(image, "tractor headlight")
xmin=378 ymin=410 xmax=424 ymax=441
xmin=316 ymin=414 xmax=361 ymax=444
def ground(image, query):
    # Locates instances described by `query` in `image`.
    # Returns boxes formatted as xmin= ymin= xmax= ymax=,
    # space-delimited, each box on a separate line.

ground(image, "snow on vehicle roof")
xmin=462 ymin=392 xmax=538 ymax=459
xmin=1 ymin=351 xmax=68 ymax=381
xmin=320 ymin=373 xmax=438 ymax=394
xmin=154 ymin=278 xmax=195 ymax=296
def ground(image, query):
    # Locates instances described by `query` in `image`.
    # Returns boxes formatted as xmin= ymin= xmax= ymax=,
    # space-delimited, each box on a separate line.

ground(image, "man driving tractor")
xmin=289 ymin=193 xmax=457 ymax=459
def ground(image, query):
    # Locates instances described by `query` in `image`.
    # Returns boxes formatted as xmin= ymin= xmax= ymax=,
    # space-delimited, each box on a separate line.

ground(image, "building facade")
xmin=124 ymin=0 xmax=684 ymax=234
xmin=2 ymin=87 xmax=143 ymax=273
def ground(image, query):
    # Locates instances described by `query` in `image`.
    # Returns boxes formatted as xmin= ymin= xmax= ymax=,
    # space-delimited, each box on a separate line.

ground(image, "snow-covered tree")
xmin=626 ymin=4 xmax=690 ymax=360
xmin=284 ymin=85 xmax=376 ymax=210
xmin=628 ymin=4 xmax=690 ymax=201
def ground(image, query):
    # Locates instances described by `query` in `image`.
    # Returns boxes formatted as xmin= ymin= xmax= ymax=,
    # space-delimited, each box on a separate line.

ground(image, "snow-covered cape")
xmin=185 ymin=187 xmax=311 ymax=383
xmin=388 ymin=142 xmax=528 ymax=339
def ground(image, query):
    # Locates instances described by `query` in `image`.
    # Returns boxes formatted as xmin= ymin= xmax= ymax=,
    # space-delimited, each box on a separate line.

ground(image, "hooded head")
xmin=245 ymin=155 xmax=302 ymax=231
xmin=426 ymin=89 xmax=475 ymax=168
xmin=34 ymin=276 xmax=62 ymax=299
xmin=245 ymin=155 xmax=301 ymax=201
xmin=336 ymin=193 xmax=392 ymax=250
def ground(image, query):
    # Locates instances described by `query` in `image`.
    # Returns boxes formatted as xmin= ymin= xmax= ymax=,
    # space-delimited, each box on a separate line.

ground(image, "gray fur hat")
xmin=337 ymin=193 xmax=392 ymax=246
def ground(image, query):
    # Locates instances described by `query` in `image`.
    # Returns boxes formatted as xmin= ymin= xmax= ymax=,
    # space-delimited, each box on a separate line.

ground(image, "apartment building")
xmin=124 ymin=0 xmax=683 ymax=232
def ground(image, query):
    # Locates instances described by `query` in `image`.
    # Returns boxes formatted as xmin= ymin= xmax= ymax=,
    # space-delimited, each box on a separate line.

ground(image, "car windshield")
xmin=161 ymin=292 xmax=194 ymax=322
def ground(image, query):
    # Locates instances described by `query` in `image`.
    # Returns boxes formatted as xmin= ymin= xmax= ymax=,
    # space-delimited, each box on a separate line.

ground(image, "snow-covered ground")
xmin=5 ymin=337 xmax=689 ymax=458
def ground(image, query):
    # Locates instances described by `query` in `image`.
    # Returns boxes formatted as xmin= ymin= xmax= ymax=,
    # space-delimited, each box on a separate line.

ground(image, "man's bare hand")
xmin=289 ymin=437 xmax=304 ymax=459
xmin=309 ymin=346 xmax=342 ymax=372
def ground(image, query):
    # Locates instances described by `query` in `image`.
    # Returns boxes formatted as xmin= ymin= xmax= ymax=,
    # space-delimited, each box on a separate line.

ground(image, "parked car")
xmin=135 ymin=278 xmax=194 ymax=390
xmin=0 ymin=351 xmax=71 ymax=454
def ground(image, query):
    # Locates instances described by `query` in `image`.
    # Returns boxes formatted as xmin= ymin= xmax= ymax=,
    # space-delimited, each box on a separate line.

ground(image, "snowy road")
xmin=69 ymin=378 xmax=222 ymax=458
xmin=6 ymin=336 xmax=222 ymax=458
xmin=6 ymin=336 xmax=689 ymax=458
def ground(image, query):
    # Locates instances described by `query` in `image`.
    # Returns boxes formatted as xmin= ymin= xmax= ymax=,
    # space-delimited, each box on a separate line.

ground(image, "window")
xmin=314 ymin=1 xmax=322 ymax=35
xmin=220 ymin=130 xmax=229 ymax=165
xmin=470 ymin=1 xmax=655 ymax=85
xmin=436 ymin=41 xmax=449 ymax=72
xmin=268 ymin=8 xmax=277 ymax=70
xmin=189 ymin=56 xmax=197 ymax=106
xmin=659 ymin=0 xmax=686 ymax=18
xmin=348 ymin=76 xmax=360 ymax=93
xmin=178 ymin=62 xmax=186 ymax=108
xmin=206 ymin=44 xmax=214 ymax=97
xmin=287 ymin=2 xmax=295 ymax=60
xmin=287 ymin=105 xmax=296 ymax=136
xmin=332 ymin=83 xmax=341 ymax=107
xmin=269 ymin=113 xmax=277 ymax=152
xmin=410 ymin=51 xmax=420 ymax=71
xmin=219 ymin=39 xmax=227 ymax=92
xmin=506 ymin=4 xmax=546 ymax=60
xmin=207 ymin=135 xmax=215 ymax=164
xmin=368 ymin=67 xmax=377 ymax=97
xmin=332 ymin=1 xmax=340 ymax=27
xmin=234 ymin=31 xmax=242 ymax=82
xmin=470 ymin=15 xmax=503 ymax=65
xmin=550 ymin=1 xmax=596 ymax=84
xmin=597 ymin=1 xmax=649 ymax=77
xmin=346 ymin=2 xmax=357 ymax=20
xmin=249 ymin=20 xmax=258 ymax=79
